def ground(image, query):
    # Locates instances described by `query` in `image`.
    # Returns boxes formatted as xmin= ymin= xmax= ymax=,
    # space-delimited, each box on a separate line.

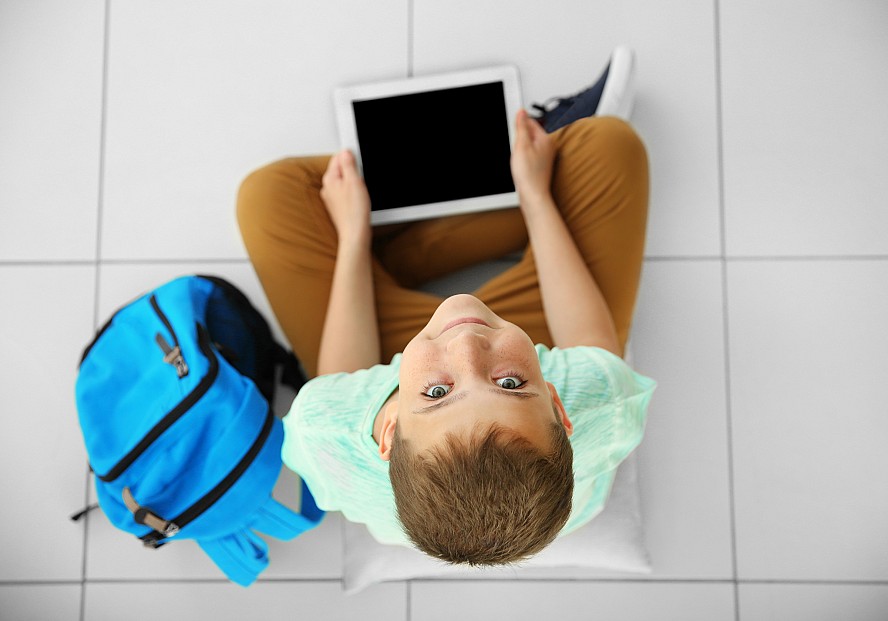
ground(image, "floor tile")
xmin=94 ymin=262 xmax=285 ymax=343
xmin=0 ymin=0 xmax=104 ymax=261
xmin=261 ymin=468 xmax=346 ymax=580
xmin=84 ymin=468 xmax=344 ymax=581
xmin=84 ymin=581 xmax=406 ymax=621
xmin=85 ymin=262 xmax=342 ymax=580
xmin=721 ymin=0 xmax=888 ymax=256
xmin=0 ymin=584 xmax=81 ymax=621
xmin=728 ymin=260 xmax=888 ymax=580
xmin=412 ymin=581 xmax=736 ymax=621
xmin=84 ymin=491 xmax=240 ymax=581
xmin=628 ymin=260 xmax=735 ymax=578
xmin=413 ymin=0 xmax=722 ymax=258
xmin=100 ymin=0 xmax=408 ymax=261
xmin=0 ymin=266 xmax=95 ymax=581
xmin=739 ymin=583 xmax=888 ymax=621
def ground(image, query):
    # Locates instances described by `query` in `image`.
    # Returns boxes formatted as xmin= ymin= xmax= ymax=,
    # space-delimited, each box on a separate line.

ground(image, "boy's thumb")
xmin=341 ymin=150 xmax=356 ymax=175
xmin=515 ymin=110 xmax=528 ymax=141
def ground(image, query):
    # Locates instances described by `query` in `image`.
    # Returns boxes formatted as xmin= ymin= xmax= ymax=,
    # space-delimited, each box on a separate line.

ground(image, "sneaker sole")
xmin=596 ymin=45 xmax=636 ymax=121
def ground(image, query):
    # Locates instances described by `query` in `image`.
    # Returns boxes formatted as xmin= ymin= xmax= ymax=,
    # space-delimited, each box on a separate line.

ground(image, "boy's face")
xmin=378 ymin=294 xmax=573 ymax=461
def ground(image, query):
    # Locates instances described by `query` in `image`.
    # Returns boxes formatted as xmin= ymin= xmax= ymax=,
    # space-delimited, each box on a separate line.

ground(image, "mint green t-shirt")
xmin=281 ymin=345 xmax=656 ymax=547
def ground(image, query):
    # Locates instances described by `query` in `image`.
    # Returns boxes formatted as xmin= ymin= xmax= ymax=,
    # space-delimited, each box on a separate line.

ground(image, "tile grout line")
xmin=405 ymin=4 xmax=413 ymax=618
xmin=81 ymin=1 xmax=112 ymax=619
xmin=5 ymin=255 xmax=888 ymax=268
xmin=6 ymin=255 xmax=888 ymax=268
xmin=407 ymin=0 xmax=414 ymax=78
xmin=713 ymin=1 xmax=741 ymax=619
xmin=91 ymin=0 xmax=111 ymax=335
xmin=6 ymin=577 xmax=888 ymax=586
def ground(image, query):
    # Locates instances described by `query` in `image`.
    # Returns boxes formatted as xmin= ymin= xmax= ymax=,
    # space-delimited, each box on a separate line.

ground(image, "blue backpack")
xmin=73 ymin=275 xmax=323 ymax=586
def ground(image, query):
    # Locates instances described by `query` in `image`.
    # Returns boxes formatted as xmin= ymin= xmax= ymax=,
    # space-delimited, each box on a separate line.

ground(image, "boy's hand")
xmin=320 ymin=149 xmax=372 ymax=245
xmin=510 ymin=108 xmax=555 ymax=203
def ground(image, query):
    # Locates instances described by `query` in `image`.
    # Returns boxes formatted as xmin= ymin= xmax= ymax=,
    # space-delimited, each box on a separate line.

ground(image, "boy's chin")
xmin=434 ymin=295 xmax=497 ymax=323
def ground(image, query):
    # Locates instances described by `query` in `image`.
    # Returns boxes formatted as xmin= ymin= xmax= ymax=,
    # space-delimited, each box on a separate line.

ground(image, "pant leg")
xmin=472 ymin=116 xmax=650 ymax=352
xmin=236 ymin=156 xmax=442 ymax=377
xmin=374 ymin=207 xmax=529 ymax=288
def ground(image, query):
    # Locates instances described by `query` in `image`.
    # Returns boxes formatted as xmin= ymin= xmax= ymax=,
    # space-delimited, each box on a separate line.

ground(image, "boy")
xmin=237 ymin=57 xmax=655 ymax=565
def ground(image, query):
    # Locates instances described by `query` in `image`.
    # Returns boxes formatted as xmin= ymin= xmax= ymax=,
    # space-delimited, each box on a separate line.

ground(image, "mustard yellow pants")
xmin=237 ymin=116 xmax=649 ymax=377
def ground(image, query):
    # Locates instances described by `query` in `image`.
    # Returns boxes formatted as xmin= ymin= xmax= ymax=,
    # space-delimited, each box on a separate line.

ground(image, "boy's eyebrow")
xmin=413 ymin=391 xmax=468 ymax=414
xmin=412 ymin=388 xmax=540 ymax=414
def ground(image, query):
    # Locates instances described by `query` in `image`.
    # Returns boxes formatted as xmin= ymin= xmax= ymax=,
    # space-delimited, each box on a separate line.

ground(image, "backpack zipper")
xmin=155 ymin=333 xmax=188 ymax=378
xmin=97 ymin=325 xmax=219 ymax=483
xmin=150 ymin=295 xmax=189 ymax=378
xmin=139 ymin=406 xmax=275 ymax=548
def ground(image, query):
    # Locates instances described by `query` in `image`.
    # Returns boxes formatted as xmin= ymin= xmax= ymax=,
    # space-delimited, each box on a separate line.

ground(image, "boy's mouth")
xmin=439 ymin=317 xmax=490 ymax=336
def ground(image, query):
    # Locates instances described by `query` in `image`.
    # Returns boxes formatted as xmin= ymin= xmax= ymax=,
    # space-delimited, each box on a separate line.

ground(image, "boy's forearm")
xmin=521 ymin=192 xmax=621 ymax=355
xmin=316 ymin=236 xmax=381 ymax=375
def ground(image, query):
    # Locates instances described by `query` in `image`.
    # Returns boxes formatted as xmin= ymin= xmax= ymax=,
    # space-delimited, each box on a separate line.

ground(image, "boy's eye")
xmin=423 ymin=384 xmax=451 ymax=399
xmin=496 ymin=376 xmax=525 ymax=390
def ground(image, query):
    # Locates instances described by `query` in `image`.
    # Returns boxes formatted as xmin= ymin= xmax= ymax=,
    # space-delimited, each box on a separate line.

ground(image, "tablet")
xmin=333 ymin=65 xmax=522 ymax=225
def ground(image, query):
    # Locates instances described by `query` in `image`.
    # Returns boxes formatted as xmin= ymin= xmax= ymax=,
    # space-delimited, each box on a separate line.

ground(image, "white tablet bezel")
xmin=333 ymin=65 xmax=522 ymax=225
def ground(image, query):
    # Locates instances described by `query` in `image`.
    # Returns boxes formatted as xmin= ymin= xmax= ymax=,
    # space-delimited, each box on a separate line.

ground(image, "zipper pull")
xmin=122 ymin=487 xmax=180 ymax=541
xmin=155 ymin=333 xmax=189 ymax=378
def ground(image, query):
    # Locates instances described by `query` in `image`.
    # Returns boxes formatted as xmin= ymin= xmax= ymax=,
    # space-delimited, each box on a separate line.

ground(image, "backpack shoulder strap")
xmin=197 ymin=529 xmax=269 ymax=587
xmin=274 ymin=343 xmax=307 ymax=393
xmin=196 ymin=274 xmax=307 ymax=395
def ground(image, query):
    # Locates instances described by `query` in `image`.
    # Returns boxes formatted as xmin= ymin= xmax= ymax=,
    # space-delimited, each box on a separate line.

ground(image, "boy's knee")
xmin=576 ymin=116 xmax=647 ymax=168
xmin=236 ymin=158 xmax=316 ymax=229
xmin=238 ymin=160 xmax=291 ymax=211
xmin=237 ymin=162 xmax=277 ymax=225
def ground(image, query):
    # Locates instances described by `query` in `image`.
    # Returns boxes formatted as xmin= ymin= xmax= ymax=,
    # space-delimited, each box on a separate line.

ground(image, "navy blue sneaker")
xmin=530 ymin=46 xmax=636 ymax=132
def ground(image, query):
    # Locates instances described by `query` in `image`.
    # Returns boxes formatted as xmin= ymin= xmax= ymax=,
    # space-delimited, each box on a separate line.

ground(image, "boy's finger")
xmin=525 ymin=113 xmax=544 ymax=139
xmin=514 ymin=110 xmax=528 ymax=145
xmin=341 ymin=149 xmax=358 ymax=178
xmin=324 ymin=152 xmax=342 ymax=181
xmin=519 ymin=108 xmax=532 ymax=130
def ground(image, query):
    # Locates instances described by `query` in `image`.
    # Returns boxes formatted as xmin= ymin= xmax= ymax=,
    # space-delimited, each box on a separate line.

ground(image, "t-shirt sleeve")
xmin=538 ymin=345 xmax=656 ymax=481
xmin=281 ymin=419 xmax=339 ymax=511
xmin=280 ymin=363 xmax=410 ymax=546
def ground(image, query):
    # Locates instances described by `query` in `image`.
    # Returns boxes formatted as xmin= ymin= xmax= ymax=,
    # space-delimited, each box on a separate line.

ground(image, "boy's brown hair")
xmin=388 ymin=407 xmax=574 ymax=566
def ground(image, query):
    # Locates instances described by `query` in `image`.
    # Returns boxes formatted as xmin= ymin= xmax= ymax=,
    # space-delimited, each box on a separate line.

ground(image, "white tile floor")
xmin=2 ymin=0 xmax=887 ymax=619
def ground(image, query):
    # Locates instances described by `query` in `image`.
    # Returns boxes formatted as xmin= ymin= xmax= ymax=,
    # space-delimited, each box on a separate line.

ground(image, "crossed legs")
xmin=237 ymin=116 xmax=648 ymax=377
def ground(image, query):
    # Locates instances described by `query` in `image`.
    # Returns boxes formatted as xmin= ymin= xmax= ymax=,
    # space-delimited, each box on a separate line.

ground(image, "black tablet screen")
xmin=352 ymin=81 xmax=515 ymax=212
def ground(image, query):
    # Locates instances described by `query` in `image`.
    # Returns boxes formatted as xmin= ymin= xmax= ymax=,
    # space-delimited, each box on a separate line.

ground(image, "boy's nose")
xmin=445 ymin=328 xmax=492 ymax=357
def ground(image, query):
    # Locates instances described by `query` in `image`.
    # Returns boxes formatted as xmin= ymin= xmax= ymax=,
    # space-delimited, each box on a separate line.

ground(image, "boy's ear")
xmin=378 ymin=399 xmax=399 ymax=461
xmin=546 ymin=381 xmax=573 ymax=437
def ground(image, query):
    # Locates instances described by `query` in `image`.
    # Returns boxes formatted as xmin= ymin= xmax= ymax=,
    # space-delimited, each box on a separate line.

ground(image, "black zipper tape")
xmin=82 ymin=292 xmax=179 ymax=366
xmin=149 ymin=294 xmax=179 ymax=348
xmin=97 ymin=325 xmax=218 ymax=483
xmin=140 ymin=405 xmax=275 ymax=547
